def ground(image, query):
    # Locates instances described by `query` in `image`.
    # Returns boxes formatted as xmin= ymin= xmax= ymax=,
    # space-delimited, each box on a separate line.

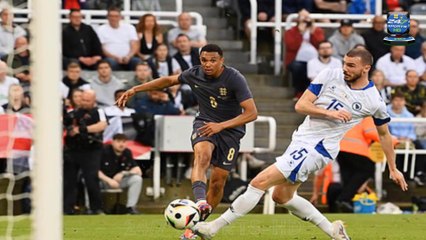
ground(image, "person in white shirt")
xmin=167 ymin=12 xmax=207 ymax=56
xmin=415 ymin=41 xmax=426 ymax=85
xmin=307 ymin=41 xmax=342 ymax=81
xmin=0 ymin=7 xmax=26 ymax=58
xmin=0 ymin=61 xmax=19 ymax=106
xmin=96 ymin=7 xmax=141 ymax=71
xmin=375 ymin=46 xmax=416 ymax=87
xmin=193 ymin=48 xmax=408 ymax=240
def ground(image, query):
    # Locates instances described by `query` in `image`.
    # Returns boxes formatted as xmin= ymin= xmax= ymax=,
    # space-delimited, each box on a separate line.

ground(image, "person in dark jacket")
xmin=62 ymin=9 xmax=103 ymax=70
xmin=173 ymin=34 xmax=200 ymax=71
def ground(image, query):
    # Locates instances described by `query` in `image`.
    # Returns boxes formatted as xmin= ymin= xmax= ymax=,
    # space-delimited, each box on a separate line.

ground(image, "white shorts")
xmin=274 ymin=140 xmax=332 ymax=183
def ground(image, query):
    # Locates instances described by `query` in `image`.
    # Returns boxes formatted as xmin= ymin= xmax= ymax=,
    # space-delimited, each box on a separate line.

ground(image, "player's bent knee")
xmin=272 ymin=193 xmax=292 ymax=205
xmin=194 ymin=152 xmax=212 ymax=168
xmin=249 ymin=177 xmax=269 ymax=191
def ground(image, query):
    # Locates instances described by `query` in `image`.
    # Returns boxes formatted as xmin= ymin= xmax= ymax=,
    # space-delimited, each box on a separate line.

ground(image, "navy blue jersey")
xmin=178 ymin=65 xmax=253 ymax=134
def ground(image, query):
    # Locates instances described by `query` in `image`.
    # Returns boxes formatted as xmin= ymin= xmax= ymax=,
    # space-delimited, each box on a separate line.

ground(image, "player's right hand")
xmin=115 ymin=88 xmax=136 ymax=108
xmin=327 ymin=109 xmax=352 ymax=123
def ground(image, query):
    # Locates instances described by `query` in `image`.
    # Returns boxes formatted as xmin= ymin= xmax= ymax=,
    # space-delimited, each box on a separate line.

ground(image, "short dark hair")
xmin=392 ymin=91 xmax=405 ymax=100
xmin=345 ymin=48 xmax=373 ymax=66
xmin=176 ymin=33 xmax=190 ymax=41
xmin=114 ymin=89 xmax=126 ymax=99
xmin=406 ymin=69 xmax=417 ymax=76
xmin=200 ymin=44 xmax=223 ymax=57
xmin=69 ymin=8 xmax=81 ymax=15
xmin=97 ymin=60 xmax=111 ymax=69
xmin=107 ymin=6 xmax=121 ymax=14
xmin=112 ymin=133 xmax=128 ymax=141
xmin=67 ymin=61 xmax=81 ymax=69
xmin=318 ymin=40 xmax=333 ymax=48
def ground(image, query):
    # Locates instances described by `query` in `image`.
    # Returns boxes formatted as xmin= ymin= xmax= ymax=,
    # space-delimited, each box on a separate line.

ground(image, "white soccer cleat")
xmin=331 ymin=220 xmax=350 ymax=240
xmin=192 ymin=222 xmax=215 ymax=240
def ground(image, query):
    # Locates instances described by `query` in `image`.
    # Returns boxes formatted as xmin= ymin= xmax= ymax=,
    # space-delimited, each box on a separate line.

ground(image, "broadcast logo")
xmin=383 ymin=12 xmax=415 ymax=46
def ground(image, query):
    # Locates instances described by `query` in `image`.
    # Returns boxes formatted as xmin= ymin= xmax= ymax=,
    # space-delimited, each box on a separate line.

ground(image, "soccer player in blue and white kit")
xmin=193 ymin=48 xmax=408 ymax=240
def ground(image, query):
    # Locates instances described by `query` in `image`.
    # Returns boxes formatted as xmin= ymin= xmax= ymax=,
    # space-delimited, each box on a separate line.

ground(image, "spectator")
xmin=313 ymin=0 xmax=347 ymax=13
xmin=97 ymin=6 xmax=140 ymax=71
xmin=147 ymin=44 xmax=181 ymax=79
xmin=237 ymin=0 xmax=275 ymax=39
xmin=284 ymin=9 xmax=324 ymax=99
xmin=98 ymin=133 xmax=143 ymax=214
xmin=376 ymin=46 xmax=416 ymax=87
xmin=103 ymin=89 xmax=136 ymax=118
xmin=387 ymin=91 xmax=424 ymax=182
xmin=0 ymin=61 xmax=19 ymax=106
xmin=134 ymin=89 xmax=181 ymax=115
xmin=329 ymin=19 xmax=365 ymax=60
xmin=62 ymin=9 xmax=103 ymax=70
xmin=405 ymin=19 xmax=424 ymax=59
xmin=0 ymin=7 xmax=26 ymax=58
xmin=135 ymin=14 xmax=163 ymax=61
xmin=167 ymin=12 xmax=207 ymax=56
xmin=394 ymin=70 xmax=426 ymax=116
xmin=63 ymin=90 xmax=107 ymax=215
xmin=387 ymin=92 xmax=416 ymax=142
xmin=168 ymin=84 xmax=197 ymax=114
xmin=125 ymin=62 xmax=153 ymax=89
xmin=307 ymin=40 xmax=342 ymax=81
xmin=173 ymin=34 xmax=201 ymax=71
xmin=62 ymin=61 xmax=91 ymax=100
xmin=371 ymin=69 xmax=392 ymax=104
xmin=348 ymin=0 xmax=375 ymax=14
xmin=1 ymin=36 xmax=30 ymax=82
xmin=361 ymin=16 xmax=389 ymax=64
xmin=1 ymin=84 xmax=30 ymax=114
xmin=415 ymin=41 xmax=426 ymax=85
xmin=67 ymin=88 xmax=84 ymax=111
xmin=90 ymin=60 xmax=125 ymax=107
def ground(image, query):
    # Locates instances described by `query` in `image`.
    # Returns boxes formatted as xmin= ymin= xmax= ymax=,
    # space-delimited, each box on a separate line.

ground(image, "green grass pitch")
xmin=1 ymin=214 xmax=425 ymax=239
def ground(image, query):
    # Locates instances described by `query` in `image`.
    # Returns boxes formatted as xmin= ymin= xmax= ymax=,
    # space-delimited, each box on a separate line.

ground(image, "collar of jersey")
xmin=347 ymin=80 xmax=374 ymax=91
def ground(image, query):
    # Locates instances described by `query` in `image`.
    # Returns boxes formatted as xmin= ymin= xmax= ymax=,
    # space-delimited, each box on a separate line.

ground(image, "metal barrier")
xmin=248 ymin=0 xmax=426 ymax=75
xmin=152 ymin=115 xmax=277 ymax=199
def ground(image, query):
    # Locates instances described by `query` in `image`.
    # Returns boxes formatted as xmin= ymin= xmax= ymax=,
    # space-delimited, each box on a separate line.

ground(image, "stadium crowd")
xmin=1 ymin=0 xmax=426 ymax=215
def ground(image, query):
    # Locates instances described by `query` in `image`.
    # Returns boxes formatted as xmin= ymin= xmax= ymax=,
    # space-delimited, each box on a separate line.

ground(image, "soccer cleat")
xmin=196 ymin=201 xmax=212 ymax=221
xmin=331 ymin=220 xmax=351 ymax=240
xmin=192 ymin=222 xmax=215 ymax=240
xmin=179 ymin=229 xmax=198 ymax=240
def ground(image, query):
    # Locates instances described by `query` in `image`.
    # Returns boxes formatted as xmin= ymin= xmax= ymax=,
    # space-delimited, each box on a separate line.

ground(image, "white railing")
xmin=249 ymin=0 xmax=426 ymax=76
xmin=25 ymin=0 xmax=183 ymax=15
xmin=11 ymin=8 xmax=204 ymax=28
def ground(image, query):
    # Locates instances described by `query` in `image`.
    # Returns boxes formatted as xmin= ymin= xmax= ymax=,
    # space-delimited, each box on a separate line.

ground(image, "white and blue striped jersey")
xmin=292 ymin=68 xmax=390 ymax=159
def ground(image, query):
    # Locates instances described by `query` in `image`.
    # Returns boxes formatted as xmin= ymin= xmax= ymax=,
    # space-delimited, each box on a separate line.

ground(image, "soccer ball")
xmin=164 ymin=199 xmax=200 ymax=230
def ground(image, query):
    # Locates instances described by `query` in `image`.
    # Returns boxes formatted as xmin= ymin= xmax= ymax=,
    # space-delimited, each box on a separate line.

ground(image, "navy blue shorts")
xmin=191 ymin=120 xmax=244 ymax=171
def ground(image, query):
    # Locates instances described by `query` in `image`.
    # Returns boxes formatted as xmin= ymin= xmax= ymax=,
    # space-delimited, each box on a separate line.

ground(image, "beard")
xmin=343 ymin=71 xmax=362 ymax=83
xmin=320 ymin=54 xmax=331 ymax=58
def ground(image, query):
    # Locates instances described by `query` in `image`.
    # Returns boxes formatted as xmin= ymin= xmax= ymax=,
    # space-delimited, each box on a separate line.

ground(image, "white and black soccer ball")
xmin=164 ymin=199 xmax=200 ymax=230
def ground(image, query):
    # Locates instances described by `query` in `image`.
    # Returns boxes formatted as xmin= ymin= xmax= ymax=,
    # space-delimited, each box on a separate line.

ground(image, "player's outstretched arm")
xmin=116 ymin=74 xmax=180 ymax=107
xmin=198 ymin=98 xmax=257 ymax=137
xmin=376 ymin=123 xmax=408 ymax=191
xmin=295 ymin=90 xmax=352 ymax=122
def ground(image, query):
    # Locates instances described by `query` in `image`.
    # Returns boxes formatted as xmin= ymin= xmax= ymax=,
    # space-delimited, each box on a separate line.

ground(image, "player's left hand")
xmin=198 ymin=122 xmax=225 ymax=137
xmin=389 ymin=169 xmax=408 ymax=191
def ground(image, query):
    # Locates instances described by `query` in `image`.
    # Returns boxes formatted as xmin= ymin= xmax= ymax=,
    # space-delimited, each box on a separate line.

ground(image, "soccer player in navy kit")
xmin=117 ymin=44 xmax=258 ymax=239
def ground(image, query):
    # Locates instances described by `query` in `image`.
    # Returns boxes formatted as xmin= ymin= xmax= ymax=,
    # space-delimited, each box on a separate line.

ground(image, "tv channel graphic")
xmin=383 ymin=12 xmax=415 ymax=46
